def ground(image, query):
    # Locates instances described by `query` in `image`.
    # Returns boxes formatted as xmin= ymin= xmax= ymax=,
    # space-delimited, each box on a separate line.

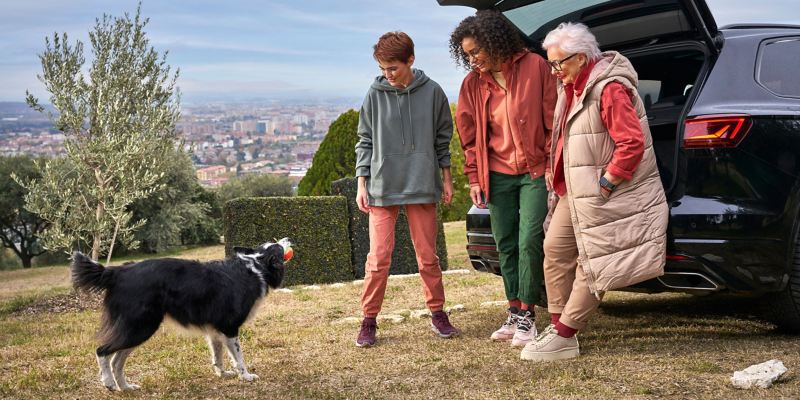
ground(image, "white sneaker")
xmin=490 ymin=307 xmax=519 ymax=341
xmin=520 ymin=325 xmax=579 ymax=361
xmin=511 ymin=309 xmax=537 ymax=347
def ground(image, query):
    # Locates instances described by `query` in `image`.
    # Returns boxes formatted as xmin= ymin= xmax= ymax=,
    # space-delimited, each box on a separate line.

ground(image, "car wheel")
xmin=763 ymin=233 xmax=800 ymax=333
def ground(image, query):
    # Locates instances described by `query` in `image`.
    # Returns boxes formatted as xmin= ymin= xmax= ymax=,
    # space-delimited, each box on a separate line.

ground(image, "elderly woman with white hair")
xmin=520 ymin=22 xmax=668 ymax=362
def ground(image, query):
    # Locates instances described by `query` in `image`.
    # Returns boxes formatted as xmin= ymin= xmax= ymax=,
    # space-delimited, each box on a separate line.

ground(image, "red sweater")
xmin=552 ymin=62 xmax=644 ymax=197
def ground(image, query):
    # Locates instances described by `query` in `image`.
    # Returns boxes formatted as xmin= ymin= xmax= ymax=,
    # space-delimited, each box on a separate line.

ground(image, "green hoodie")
xmin=355 ymin=69 xmax=453 ymax=206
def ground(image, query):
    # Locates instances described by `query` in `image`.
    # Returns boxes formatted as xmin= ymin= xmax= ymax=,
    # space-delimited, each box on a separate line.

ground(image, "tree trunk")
xmin=21 ymin=255 xmax=32 ymax=269
xmin=92 ymin=201 xmax=105 ymax=261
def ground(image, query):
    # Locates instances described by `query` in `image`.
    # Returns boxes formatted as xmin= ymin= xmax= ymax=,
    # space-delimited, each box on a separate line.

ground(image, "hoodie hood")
xmin=371 ymin=68 xmax=430 ymax=93
xmin=585 ymin=51 xmax=639 ymax=93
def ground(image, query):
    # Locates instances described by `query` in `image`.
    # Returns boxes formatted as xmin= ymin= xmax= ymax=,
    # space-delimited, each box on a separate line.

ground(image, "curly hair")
xmin=449 ymin=10 xmax=526 ymax=71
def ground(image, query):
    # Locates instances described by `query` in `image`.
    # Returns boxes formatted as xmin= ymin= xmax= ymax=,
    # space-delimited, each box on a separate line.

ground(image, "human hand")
xmin=545 ymin=171 xmax=553 ymax=191
xmin=356 ymin=181 xmax=370 ymax=213
xmin=442 ymin=178 xmax=453 ymax=205
xmin=469 ymin=185 xmax=486 ymax=209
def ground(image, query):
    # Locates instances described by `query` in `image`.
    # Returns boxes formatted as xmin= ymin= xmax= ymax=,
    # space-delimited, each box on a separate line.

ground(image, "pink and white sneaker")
xmin=490 ymin=307 xmax=519 ymax=341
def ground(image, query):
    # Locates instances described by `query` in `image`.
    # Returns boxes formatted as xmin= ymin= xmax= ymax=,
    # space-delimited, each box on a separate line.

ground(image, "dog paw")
xmin=101 ymin=378 xmax=117 ymax=391
xmin=119 ymin=383 xmax=140 ymax=391
xmin=240 ymin=373 xmax=259 ymax=382
xmin=214 ymin=368 xmax=237 ymax=378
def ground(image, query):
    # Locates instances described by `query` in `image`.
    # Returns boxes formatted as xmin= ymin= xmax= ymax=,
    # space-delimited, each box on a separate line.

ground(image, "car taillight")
xmin=682 ymin=114 xmax=752 ymax=149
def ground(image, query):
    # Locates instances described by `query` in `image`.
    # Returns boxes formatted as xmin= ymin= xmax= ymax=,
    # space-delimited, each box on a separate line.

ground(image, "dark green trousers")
xmin=488 ymin=171 xmax=548 ymax=305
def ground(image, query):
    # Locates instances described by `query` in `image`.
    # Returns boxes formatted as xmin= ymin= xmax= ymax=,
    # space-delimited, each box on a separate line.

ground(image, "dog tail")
xmin=71 ymin=252 xmax=115 ymax=293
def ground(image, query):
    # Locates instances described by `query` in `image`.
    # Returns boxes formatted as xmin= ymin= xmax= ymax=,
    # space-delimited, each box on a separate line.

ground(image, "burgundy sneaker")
xmin=355 ymin=317 xmax=377 ymax=347
xmin=430 ymin=311 xmax=460 ymax=338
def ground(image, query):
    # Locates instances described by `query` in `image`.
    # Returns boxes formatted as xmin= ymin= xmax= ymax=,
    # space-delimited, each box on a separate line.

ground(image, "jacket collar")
xmin=563 ymin=59 xmax=598 ymax=99
xmin=477 ymin=50 xmax=529 ymax=87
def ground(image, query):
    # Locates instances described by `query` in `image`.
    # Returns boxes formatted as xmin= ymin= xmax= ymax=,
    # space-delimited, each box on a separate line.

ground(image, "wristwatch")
xmin=599 ymin=176 xmax=617 ymax=192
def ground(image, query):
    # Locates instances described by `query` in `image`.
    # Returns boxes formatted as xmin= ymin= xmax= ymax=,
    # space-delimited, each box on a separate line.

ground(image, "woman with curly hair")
xmin=450 ymin=10 xmax=557 ymax=347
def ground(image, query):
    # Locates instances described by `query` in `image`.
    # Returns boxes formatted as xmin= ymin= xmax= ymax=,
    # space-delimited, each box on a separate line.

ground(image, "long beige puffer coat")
xmin=550 ymin=51 xmax=668 ymax=297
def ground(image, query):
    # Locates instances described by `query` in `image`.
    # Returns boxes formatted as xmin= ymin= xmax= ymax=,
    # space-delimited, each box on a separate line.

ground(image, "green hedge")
xmin=223 ymin=196 xmax=353 ymax=286
xmin=331 ymin=177 xmax=448 ymax=279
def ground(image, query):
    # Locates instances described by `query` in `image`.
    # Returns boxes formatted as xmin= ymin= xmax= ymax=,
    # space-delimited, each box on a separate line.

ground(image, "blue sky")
xmin=0 ymin=0 xmax=797 ymax=104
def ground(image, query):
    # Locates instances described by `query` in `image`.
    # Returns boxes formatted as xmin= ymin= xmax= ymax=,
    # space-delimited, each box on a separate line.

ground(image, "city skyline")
xmin=1 ymin=0 xmax=798 ymax=104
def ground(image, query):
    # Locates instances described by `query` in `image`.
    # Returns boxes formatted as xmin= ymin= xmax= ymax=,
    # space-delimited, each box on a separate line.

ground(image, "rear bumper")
xmin=467 ymin=236 xmax=787 ymax=295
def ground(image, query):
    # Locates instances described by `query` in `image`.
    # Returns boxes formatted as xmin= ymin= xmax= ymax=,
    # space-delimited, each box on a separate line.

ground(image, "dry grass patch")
xmin=1 ymin=222 xmax=798 ymax=398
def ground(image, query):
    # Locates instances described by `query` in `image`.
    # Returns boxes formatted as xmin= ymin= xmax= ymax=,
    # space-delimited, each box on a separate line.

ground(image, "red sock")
xmin=550 ymin=313 xmax=560 ymax=326
xmin=555 ymin=321 xmax=578 ymax=338
xmin=509 ymin=299 xmax=522 ymax=309
xmin=520 ymin=303 xmax=534 ymax=317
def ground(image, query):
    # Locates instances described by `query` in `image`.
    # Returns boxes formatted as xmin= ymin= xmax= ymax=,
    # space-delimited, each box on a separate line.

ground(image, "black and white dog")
xmin=71 ymin=239 xmax=291 ymax=391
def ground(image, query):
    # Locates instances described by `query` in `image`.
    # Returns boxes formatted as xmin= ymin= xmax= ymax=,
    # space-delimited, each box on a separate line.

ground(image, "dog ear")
xmin=233 ymin=246 xmax=255 ymax=255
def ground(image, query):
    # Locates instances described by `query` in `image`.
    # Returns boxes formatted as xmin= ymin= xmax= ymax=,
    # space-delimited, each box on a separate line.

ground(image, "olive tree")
xmin=17 ymin=5 xmax=180 ymax=263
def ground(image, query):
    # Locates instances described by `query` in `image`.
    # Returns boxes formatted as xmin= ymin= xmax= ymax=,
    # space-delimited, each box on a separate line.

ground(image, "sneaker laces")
xmin=502 ymin=311 xmax=518 ymax=328
xmin=517 ymin=311 xmax=533 ymax=333
xmin=360 ymin=319 xmax=377 ymax=335
xmin=432 ymin=311 xmax=451 ymax=328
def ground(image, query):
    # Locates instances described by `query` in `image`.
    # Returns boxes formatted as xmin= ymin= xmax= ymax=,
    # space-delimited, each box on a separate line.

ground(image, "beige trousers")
xmin=543 ymin=196 xmax=603 ymax=330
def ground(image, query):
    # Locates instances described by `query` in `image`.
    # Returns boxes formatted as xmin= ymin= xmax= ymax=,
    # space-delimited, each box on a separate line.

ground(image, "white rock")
xmin=446 ymin=304 xmax=466 ymax=313
xmin=377 ymin=314 xmax=405 ymax=324
xmin=410 ymin=309 xmax=432 ymax=319
xmin=275 ymin=288 xmax=294 ymax=294
xmin=731 ymin=359 xmax=787 ymax=389
xmin=331 ymin=317 xmax=362 ymax=325
xmin=442 ymin=269 xmax=472 ymax=275
xmin=480 ymin=300 xmax=507 ymax=308
xmin=389 ymin=273 xmax=419 ymax=280
xmin=330 ymin=283 xmax=346 ymax=289
xmin=302 ymin=285 xmax=321 ymax=290
xmin=352 ymin=279 xmax=364 ymax=286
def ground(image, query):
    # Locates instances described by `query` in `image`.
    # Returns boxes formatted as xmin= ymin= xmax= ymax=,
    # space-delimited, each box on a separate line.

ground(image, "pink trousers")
xmin=360 ymin=203 xmax=445 ymax=317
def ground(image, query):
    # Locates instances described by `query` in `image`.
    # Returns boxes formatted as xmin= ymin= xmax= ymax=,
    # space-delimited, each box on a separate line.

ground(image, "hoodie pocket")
xmin=371 ymin=153 xmax=437 ymax=197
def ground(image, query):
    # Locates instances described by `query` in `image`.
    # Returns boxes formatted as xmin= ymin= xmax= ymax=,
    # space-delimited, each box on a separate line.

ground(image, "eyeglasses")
xmin=466 ymin=46 xmax=483 ymax=59
xmin=547 ymin=53 xmax=577 ymax=71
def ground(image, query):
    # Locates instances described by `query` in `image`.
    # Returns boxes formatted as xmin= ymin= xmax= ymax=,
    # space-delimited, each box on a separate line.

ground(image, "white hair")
xmin=542 ymin=22 xmax=602 ymax=62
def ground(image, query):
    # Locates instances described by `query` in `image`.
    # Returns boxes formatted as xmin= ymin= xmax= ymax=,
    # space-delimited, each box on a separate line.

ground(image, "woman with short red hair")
xmin=354 ymin=31 xmax=459 ymax=347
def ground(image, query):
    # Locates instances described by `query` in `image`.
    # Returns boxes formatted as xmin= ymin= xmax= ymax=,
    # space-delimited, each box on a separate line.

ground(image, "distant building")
xmin=196 ymin=165 xmax=227 ymax=181
xmin=256 ymin=120 xmax=273 ymax=135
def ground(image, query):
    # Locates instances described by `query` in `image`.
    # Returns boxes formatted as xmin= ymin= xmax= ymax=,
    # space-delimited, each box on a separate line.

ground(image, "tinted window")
xmin=757 ymin=38 xmax=800 ymax=98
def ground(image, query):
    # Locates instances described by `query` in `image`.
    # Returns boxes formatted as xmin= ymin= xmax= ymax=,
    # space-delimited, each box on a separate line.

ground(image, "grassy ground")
xmin=0 ymin=224 xmax=797 ymax=399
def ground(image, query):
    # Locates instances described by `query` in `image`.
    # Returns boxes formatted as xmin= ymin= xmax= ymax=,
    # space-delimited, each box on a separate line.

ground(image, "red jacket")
xmin=456 ymin=51 xmax=557 ymax=201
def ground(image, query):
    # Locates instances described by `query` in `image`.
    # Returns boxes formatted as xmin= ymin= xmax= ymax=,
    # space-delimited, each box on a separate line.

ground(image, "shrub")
xmin=331 ymin=177 xmax=448 ymax=279
xmin=297 ymin=110 xmax=359 ymax=196
xmin=223 ymin=196 xmax=353 ymax=286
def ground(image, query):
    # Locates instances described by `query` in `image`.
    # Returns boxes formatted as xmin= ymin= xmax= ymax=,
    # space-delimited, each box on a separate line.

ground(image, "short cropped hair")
xmin=373 ymin=31 xmax=415 ymax=63
xmin=542 ymin=22 xmax=602 ymax=62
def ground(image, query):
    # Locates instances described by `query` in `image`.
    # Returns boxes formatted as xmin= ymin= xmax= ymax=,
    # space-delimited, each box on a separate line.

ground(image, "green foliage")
xmin=18 ymin=4 xmax=181 ymax=262
xmin=297 ymin=109 xmax=359 ymax=196
xmin=0 ymin=156 xmax=48 ymax=268
xmin=440 ymin=103 xmax=471 ymax=222
xmin=224 ymin=197 xmax=353 ymax=286
xmin=331 ymin=177 xmax=448 ymax=278
xmin=130 ymin=150 xmax=218 ymax=253
xmin=216 ymin=173 xmax=294 ymax=204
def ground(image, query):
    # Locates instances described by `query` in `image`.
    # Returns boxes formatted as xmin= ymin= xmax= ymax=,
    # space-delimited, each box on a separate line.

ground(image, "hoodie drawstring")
xmin=395 ymin=89 xmax=415 ymax=150
xmin=408 ymin=93 xmax=414 ymax=150
xmin=395 ymin=90 xmax=406 ymax=146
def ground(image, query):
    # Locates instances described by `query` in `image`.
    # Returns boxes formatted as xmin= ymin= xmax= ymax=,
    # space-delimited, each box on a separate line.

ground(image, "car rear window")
xmin=503 ymin=0 xmax=609 ymax=36
xmin=501 ymin=0 xmax=693 ymax=48
xmin=756 ymin=37 xmax=800 ymax=98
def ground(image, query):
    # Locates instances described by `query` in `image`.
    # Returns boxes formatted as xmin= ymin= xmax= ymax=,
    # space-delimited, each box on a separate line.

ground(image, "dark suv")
xmin=440 ymin=0 xmax=800 ymax=331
